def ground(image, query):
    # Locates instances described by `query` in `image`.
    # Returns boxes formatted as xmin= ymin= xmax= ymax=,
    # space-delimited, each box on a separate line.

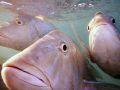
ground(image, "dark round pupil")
xmin=112 ymin=19 xmax=115 ymax=23
xmin=87 ymin=26 xmax=89 ymax=30
xmin=63 ymin=45 xmax=67 ymax=51
xmin=17 ymin=21 xmax=22 ymax=24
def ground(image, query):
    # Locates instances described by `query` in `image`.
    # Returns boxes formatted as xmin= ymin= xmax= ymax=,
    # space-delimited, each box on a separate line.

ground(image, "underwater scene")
xmin=0 ymin=0 xmax=120 ymax=90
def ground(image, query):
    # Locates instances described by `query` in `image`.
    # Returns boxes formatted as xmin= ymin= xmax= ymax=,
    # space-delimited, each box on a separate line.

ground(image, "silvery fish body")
xmin=0 ymin=15 xmax=56 ymax=51
xmin=2 ymin=30 xmax=120 ymax=90
xmin=87 ymin=12 xmax=120 ymax=78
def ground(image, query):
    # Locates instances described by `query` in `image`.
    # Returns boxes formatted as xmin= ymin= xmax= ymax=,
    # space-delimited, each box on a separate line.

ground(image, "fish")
xmin=0 ymin=14 xmax=56 ymax=51
xmin=1 ymin=30 xmax=120 ymax=90
xmin=87 ymin=12 xmax=120 ymax=78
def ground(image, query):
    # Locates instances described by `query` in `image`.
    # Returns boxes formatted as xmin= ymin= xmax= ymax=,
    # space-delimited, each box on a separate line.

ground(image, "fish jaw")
xmin=2 ymin=57 xmax=51 ymax=90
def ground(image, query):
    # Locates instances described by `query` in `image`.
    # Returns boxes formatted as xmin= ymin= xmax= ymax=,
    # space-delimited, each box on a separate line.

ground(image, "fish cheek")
xmin=32 ymin=46 xmax=59 ymax=70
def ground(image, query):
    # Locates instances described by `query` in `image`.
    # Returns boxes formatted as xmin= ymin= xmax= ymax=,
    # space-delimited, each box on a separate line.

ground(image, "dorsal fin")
xmin=84 ymin=80 xmax=120 ymax=90
xmin=70 ymin=22 xmax=95 ymax=63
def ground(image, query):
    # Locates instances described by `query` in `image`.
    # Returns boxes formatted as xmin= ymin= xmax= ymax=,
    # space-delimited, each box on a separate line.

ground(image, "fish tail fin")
xmin=70 ymin=22 xmax=94 ymax=63
xmin=84 ymin=80 xmax=120 ymax=90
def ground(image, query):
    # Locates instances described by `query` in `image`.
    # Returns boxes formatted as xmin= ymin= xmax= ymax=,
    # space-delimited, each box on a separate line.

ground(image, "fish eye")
xmin=15 ymin=20 xmax=24 ymax=25
xmin=111 ymin=18 xmax=115 ymax=24
xmin=87 ymin=26 xmax=90 ymax=32
xmin=60 ymin=43 xmax=67 ymax=53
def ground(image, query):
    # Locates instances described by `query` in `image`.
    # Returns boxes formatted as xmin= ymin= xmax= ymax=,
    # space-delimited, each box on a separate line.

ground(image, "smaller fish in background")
xmin=1 ymin=30 xmax=120 ymax=90
xmin=87 ymin=12 xmax=120 ymax=78
xmin=0 ymin=14 xmax=56 ymax=51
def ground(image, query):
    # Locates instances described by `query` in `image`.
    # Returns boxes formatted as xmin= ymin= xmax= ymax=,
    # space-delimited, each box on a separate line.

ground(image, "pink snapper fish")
xmin=87 ymin=12 xmax=120 ymax=78
xmin=0 ymin=14 xmax=56 ymax=51
xmin=2 ymin=30 xmax=120 ymax=90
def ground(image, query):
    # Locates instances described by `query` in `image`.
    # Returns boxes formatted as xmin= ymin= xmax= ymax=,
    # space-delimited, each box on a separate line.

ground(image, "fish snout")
xmin=2 ymin=56 xmax=51 ymax=90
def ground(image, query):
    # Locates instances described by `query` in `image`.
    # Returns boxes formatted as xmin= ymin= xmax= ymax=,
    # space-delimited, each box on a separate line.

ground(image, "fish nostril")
xmin=36 ymin=56 xmax=39 ymax=59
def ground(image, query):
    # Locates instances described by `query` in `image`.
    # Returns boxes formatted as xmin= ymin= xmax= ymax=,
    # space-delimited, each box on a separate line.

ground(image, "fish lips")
xmin=2 ymin=62 xmax=51 ymax=89
xmin=0 ymin=32 xmax=10 ymax=40
xmin=90 ymin=22 xmax=108 ymax=36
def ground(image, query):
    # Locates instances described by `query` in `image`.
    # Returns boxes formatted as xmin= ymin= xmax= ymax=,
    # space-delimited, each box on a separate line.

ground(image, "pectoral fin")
xmin=84 ymin=80 xmax=120 ymax=90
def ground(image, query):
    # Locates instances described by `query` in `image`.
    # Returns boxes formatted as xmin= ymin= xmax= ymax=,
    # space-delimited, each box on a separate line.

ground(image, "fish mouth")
xmin=92 ymin=23 xmax=107 ymax=32
xmin=96 ymin=23 xmax=107 ymax=27
xmin=2 ymin=65 xmax=50 ymax=87
xmin=0 ymin=32 xmax=10 ymax=40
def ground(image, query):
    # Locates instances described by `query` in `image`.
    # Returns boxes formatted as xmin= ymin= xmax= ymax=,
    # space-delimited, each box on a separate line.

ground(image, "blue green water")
xmin=0 ymin=0 xmax=120 ymax=88
xmin=50 ymin=0 xmax=120 ymax=86
xmin=50 ymin=1 xmax=120 ymax=86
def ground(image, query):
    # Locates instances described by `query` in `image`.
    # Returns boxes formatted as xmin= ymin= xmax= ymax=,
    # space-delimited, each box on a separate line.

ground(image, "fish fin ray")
xmin=70 ymin=22 xmax=95 ymax=63
xmin=84 ymin=80 xmax=120 ymax=90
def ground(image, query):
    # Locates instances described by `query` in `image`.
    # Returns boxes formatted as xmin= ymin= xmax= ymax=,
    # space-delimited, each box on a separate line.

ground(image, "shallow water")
xmin=0 ymin=0 xmax=120 ymax=89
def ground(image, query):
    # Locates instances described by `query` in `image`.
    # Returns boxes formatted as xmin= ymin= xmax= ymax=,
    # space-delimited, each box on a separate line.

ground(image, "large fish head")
xmin=2 ymin=30 xmax=83 ymax=90
xmin=0 ymin=15 xmax=55 ymax=51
